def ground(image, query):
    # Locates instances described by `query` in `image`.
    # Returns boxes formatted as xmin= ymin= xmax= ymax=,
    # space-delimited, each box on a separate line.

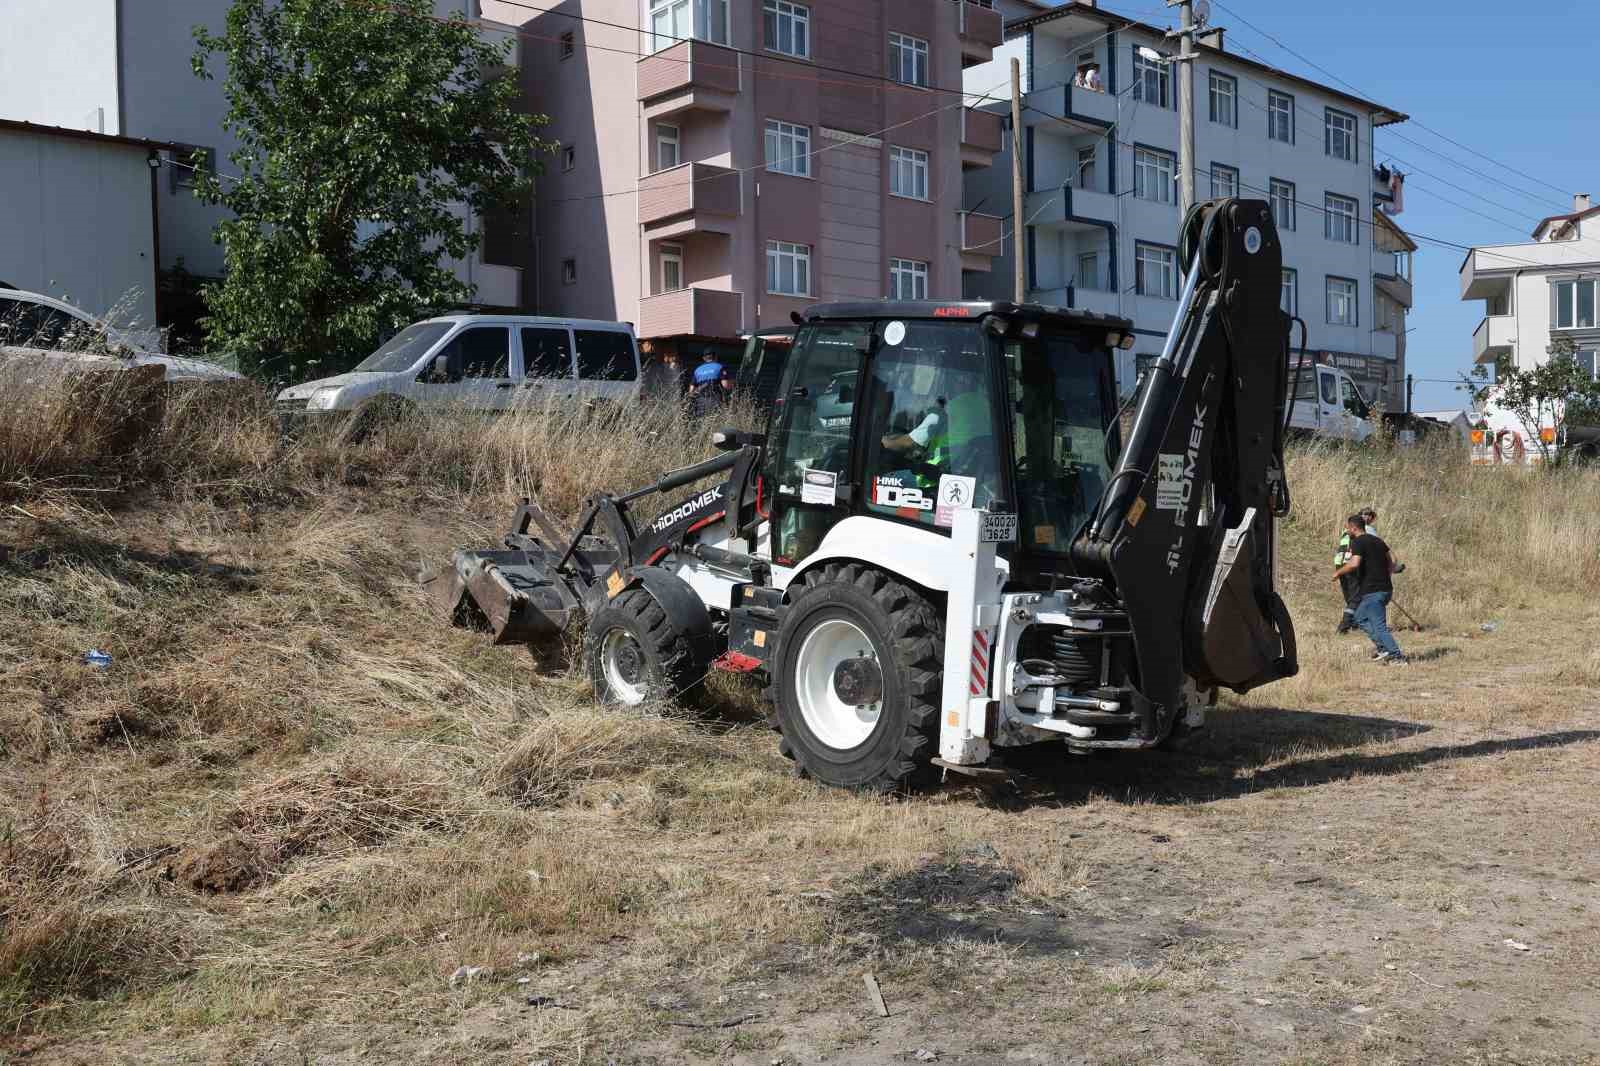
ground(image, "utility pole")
xmin=1172 ymin=0 xmax=1196 ymax=214
xmin=1010 ymin=57 xmax=1025 ymax=302
xmin=1406 ymin=373 xmax=1415 ymax=415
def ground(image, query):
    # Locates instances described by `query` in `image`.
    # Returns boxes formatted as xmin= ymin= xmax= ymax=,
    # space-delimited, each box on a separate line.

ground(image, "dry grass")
xmin=1 ymin=370 xmax=1598 ymax=1062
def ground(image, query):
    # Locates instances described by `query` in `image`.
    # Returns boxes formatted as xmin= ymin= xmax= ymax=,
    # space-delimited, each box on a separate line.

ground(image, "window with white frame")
xmin=649 ymin=0 xmax=728 ymax=54
xmin=889 ymin=32 xmax=929 ymax=87
xmin=1574 ymin=348 xmax=1598 ymax=381
xmin=1076 ymin=145 xmax=1096 ymax=191
xmin=1208 ymin=71 xmax=1236 ymax=127
xmin=1280 ymin=268 xmax=1297 ymax=316
xmin=1269 ymin=178 xmax=1295 ymax=231
xmin=889 ymin=258 xmax=928 ymax=300
xmin=764 ymin=0 xmax=808 ymax=58
xmin=1324 ymin=192 xmax=1358 ymax=244
xmin=1325 ymin=107 xmax=1357 ymax=162
xmin=1132 ymin=47 xmax=1170 ymax=107
xmin=1267 ymin=90 xmax=1294 ymax=143
xmin=659 ymin=243 xmax=683 ymax=293
xmin=1210 ymin=163 xmax=1239 ymax=200
xmin=889 ymin=145 xmax=929 ymax=200
xmin=1553 ymin=278 xmax=1598 ymax=329
xmin=1078 ymin=251 xmax=1100 ymax=290
xmin=767 ymin=240 xmax=810 ymax=296
xmin=655 ymin=123 xmax=679 ymax=171
xmin=1326 ymin=276 xmax=1357 ymax=326
xmin=765 ymin=119 xmax=811 ymax=177
xmin=1135 ymin=242 xmax=1177 ymax=299
xmin=1134 ymin=147 xmax=1176 ymax=205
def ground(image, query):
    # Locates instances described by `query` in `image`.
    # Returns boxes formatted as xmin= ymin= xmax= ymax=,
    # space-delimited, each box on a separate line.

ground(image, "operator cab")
xmin=761 ymin=301 xmax=1134 ymax=580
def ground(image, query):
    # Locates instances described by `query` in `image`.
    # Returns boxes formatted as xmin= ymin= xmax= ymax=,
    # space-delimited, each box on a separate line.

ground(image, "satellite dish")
xmin=1194 ymin=0 xmax=1212 ymax=27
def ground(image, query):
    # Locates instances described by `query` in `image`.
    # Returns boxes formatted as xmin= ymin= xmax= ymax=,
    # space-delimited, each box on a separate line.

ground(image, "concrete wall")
xmin=0 ymin=129 xmax=158 ymax=326
xmin=0 ymin=0 xmax=120 ymax=134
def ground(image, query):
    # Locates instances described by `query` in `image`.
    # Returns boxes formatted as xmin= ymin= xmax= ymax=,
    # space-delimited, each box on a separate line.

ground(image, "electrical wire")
xmin=1205 ymin=0 xmax=1577 ymax=201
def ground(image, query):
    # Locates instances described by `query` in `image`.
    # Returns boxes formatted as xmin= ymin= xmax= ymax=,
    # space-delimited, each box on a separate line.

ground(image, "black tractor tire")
xmin=770 ymin=564 xmax=944 ymax=791
xmin=585 ymin=588 xmax=709 ymax=706
xmin=333 ymin=395 xmax=417 ymax=447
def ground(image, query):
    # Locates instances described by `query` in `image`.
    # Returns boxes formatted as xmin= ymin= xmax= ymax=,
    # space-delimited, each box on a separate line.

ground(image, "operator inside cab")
xmin=867 ymin=341 xmax=1002 ymax=523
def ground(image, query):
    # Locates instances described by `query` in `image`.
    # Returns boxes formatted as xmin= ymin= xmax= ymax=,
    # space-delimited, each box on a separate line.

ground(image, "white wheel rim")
xmin=794 ymin=618 xmax=882 ymax=751
xmin=600 ymin=628 xmax=649 ymax=705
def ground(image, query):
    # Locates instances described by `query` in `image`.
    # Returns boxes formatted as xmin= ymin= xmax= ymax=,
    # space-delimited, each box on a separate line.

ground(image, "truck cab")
xmin=1287 ymin=363 xmax=1375 ymax=442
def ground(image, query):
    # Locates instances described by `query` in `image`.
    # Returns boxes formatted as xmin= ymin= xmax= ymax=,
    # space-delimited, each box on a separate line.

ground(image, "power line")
xmin=1207 ymin=0 xmax=1576 ymax=201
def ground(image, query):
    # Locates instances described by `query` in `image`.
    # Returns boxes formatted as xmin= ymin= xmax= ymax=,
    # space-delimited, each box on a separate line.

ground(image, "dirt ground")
xmin=3 ymin=488 xmax=1598 ymax=1066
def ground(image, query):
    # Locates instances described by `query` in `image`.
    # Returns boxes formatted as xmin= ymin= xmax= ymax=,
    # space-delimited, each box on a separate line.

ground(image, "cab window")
xmin=435 ymin=326 xmax=510 ymax=379
xmin=1319 ymin=371 xmax=1338 ymax=405
xmin=575 ymin=330 xmax=637 ymax=381
xmin=861 ymin=321 xmax=1000 ymax=529
xmin=1341 ymin=378 xmax=1367 ymax=417
xmin=521 ymin=327 xmax=573 ymax=378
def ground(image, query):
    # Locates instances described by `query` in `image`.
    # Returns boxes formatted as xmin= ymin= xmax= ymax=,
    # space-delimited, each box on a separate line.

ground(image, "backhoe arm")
xmin=1074 ymin=198 xmax=1298 ymax=736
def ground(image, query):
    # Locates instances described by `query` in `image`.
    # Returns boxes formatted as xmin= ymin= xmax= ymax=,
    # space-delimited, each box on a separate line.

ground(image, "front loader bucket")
xmin=425 ymin=548 xmax=583 ymax=645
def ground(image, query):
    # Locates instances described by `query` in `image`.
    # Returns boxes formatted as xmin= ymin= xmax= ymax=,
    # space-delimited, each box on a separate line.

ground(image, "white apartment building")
xmin=0 ymin=0 xmax=524 ymax=320
xmin=962 ymin=0 xmax=1416 ymax=406
xmin=1461 ymin=194 xmax=1600 ymax=382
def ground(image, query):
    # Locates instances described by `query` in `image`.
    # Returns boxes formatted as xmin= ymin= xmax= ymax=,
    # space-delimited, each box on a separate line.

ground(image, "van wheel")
xmin=334 ymin=396 xmax=416 ymax=446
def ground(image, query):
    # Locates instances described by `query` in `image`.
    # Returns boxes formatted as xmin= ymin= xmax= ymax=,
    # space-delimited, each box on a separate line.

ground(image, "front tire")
xmin=585 ymin=588 xmax=707 ymax=706
xmin=772 ymin=565 xmax=944 ymax=791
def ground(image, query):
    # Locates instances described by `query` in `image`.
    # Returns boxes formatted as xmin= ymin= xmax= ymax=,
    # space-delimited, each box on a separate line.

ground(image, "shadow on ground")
xmin=997 ymin=710 xmax=1599 ymax=808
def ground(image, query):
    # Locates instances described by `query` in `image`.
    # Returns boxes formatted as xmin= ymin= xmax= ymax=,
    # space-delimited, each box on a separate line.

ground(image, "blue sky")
xmin=1145 ymin=0 xmax=1596 ymax=412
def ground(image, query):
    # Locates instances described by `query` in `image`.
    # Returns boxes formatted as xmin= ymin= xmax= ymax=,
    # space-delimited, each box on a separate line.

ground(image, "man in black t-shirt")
xmin=1331 ymin=513 xmax=1406 ymax=664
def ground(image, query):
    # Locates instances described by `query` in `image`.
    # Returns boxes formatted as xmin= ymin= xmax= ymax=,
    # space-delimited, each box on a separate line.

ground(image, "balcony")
xmin=960 ymin=108 xmax=1002 ymax=170
xmin=474 ymin=263 xmax=522 ymax=309
xmin=1370 ymin=328 xmax=1398 ymax=361
xmin=1028 ymin=183 xmax=1117 ymax=232
xmin=637 ymin=40 xmax=740 ymax=119
xmin=638 ymin=163 xmax=740 ymax=237
xmin=1472 ymin=315 xmax=1515 ymax=365
xmin=956 ymin=1 xmax=1003 ymax=67
xmin=960 ymin=210 xmax=1004 ymax=272
xmin=638 ymin=287 xmax=743 ymax=340
xmin=1062 ymin=82 xmax=1118 ymax=127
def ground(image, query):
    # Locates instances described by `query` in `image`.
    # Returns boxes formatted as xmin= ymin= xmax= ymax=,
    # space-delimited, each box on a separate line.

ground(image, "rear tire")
xmin=771 ymin=565 xmax=944 ymax=791
xmin=585 ymin=588 xmax=708 ymax=706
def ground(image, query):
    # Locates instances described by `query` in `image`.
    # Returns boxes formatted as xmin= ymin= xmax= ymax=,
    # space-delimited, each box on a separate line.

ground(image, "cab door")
xmin=415 ymin=325 xmax=514 ymax=411
xmin=573 ymin=327 xmax=640 ymax=405
xmin=1317 ymin=368 xmax=1341 ymax=432
xmin=763 ymin=322 xmax=871 ymax=569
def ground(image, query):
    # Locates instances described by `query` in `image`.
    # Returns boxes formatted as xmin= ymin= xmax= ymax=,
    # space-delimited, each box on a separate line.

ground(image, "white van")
xmin=1286 ymin=363 xmax=1375 ymax=443
xmin=274 ymin=313 xmax=641 ymax=427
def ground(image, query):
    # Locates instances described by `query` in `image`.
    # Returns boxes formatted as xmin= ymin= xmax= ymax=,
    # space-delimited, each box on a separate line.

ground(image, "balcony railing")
xmin=1472 ymin=314 xmax=1515 ymax=365
xmin=960 ymin=210 xmax=1004 ymax=256
xmin=960 ymin=108 xmax=1002 ymax=169
xmin=637 ymin=40 xmax=740 ymax=113
xmin=956 ymin=0 xmax=1002 ymax=65
xmin=638 ymin=287 xmax=743 ymax=340
xmin=638 ymin=163 xmax=740 ymax=230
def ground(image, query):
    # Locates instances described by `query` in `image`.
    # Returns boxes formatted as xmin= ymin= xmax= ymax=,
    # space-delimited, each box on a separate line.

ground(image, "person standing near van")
xmin=1332 ymin=513 xmax=1406 ymax=664
xmin=690 ymin=349 xmax=723 ymax=396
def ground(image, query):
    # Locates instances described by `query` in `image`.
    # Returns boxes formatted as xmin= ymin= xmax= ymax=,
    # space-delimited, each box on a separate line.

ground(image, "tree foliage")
xmin=1467 ymin=336 xmax=1600 ymax=466
xmin=192 ymin=0 xmax=552 ymax=379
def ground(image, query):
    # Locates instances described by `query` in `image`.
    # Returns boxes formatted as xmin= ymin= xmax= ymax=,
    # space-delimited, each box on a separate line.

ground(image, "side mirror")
xmin=428 ymin=351 xmax=458 ymax=383
xmin=711 ymin=428 xmax=765 ymax=452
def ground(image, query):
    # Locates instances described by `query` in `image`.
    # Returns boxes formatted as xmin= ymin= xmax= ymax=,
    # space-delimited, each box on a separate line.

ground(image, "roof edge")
xmin=0 ymin=118 xmax=178 ymax=153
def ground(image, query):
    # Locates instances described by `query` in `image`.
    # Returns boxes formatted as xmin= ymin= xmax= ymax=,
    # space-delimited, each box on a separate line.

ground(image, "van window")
xmin=575 ymin=330 xmax=637 ymax=381
xmin=1341 ymin=378 xmax=1367 ymax=417
xmin=1318 ymin=372 xmax=1338 ymax=405
xmin=521 ymin=327 xmax=573 ymax=378
xmin=0 ymin=300 xmax=75 ymax=349
xmin=445 ymin=326 xmax=511 ymax=378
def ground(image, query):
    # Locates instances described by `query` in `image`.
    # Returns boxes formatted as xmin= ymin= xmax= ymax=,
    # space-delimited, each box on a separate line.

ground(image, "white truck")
xmin=1286 ymin=362 xmax=1375 ymax=442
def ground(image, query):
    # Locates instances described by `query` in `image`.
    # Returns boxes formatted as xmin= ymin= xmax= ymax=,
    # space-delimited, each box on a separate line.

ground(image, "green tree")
xmin=192 ymin=0 xmax=552 ymax=379
xmin=1466 ymin=336 xmax=1600 ymax=466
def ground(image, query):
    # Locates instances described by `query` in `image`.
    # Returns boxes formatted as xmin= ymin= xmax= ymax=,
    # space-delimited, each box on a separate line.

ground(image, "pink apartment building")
xmin=482 ymin=0 xmax=1006 ymax=363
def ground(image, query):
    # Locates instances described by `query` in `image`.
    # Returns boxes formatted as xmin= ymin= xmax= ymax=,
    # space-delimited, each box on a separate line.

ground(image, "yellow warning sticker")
xmin=753 ymin=630 xmax=767 ymax=648
xmin=1128 ymin=496 xmax=1148 ymax=527
xmin=606 ymin=571 xmax=625 ymax=598
xmin=946 ymin=711 xmax=960 ymax=727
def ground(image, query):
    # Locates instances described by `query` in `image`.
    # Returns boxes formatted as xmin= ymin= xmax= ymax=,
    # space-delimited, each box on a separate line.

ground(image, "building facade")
xmin=962 ymin=0 xmax=1415 ymax=407
xmin=1461 ymin=194 xmax=1600 ymax=382
xmin=0 ymin=120 xmax=169 ymax=329
xmin=0 ymin=0 xmax=524 ymax=318
xmin=487 ymin=0 xmax=1007 ymax=359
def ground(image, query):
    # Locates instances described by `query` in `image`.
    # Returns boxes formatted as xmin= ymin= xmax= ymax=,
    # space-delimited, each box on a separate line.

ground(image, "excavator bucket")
xmin=1193 ymin=508 xmax=1297 ymax=691
xmin=424 ymin=547 xmax=582 ymax=645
